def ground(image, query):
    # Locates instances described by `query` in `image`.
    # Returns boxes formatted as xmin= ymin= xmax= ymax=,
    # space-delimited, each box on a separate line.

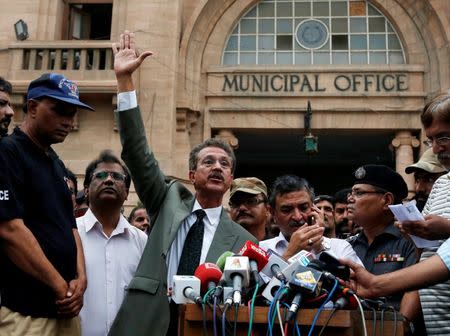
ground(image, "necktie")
xmin=177 ymin=209 xmax=206 ymax=275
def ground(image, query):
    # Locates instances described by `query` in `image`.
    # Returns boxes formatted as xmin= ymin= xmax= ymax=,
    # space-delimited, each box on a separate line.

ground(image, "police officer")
xmin=347 ymin=164 xmax=418 ymax=310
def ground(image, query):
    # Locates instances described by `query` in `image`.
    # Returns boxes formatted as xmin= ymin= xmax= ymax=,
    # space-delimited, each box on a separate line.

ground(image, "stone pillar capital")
xmin=215 ymin=130 xmax=239 ymax=149
xmin=391 ymin=131 xmax=420 ymax=148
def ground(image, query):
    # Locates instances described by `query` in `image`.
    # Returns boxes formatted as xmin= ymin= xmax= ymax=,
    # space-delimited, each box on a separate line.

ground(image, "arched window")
xmin=222 ymin=0 xmax=404 ymax=65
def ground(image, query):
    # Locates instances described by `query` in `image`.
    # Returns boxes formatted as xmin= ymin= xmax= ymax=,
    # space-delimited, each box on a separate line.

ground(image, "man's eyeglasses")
xmin=347 ymin=190 xmax=385 ymax=199
xmin=423 ymin=136 xmax=450 ymax=147
xmin=229 ymin=198 xmax=265 ymax=209
xmin=92 ymin=171 xmax=126 ymax=182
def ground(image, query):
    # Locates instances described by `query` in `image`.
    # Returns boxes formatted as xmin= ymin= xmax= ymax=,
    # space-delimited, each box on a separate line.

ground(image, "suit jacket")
xmin=108 ymin=107 xmax=257 ymax=336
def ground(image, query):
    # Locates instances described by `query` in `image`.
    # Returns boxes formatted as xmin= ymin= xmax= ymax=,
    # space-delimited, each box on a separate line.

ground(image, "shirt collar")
xmin=81 ymin=208 xmax=130 ymax=236
xmin=192 ymin=199 xmax=222 ymax=226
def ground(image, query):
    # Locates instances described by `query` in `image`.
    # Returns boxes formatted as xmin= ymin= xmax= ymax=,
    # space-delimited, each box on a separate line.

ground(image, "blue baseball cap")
xmin=27 ymin=73 xmax=94 ymax=111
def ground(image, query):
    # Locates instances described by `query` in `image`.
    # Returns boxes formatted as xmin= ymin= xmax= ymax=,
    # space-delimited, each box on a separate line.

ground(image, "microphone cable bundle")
xmin=171 ymin=242 xmax=387 ymax=336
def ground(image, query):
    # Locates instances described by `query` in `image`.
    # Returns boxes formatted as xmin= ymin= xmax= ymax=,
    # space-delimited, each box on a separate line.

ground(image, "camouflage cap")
xmin=405 ymin=149 xmax=447 ymax=174
xmin=230 ymin=177 xmax=267 ymax=199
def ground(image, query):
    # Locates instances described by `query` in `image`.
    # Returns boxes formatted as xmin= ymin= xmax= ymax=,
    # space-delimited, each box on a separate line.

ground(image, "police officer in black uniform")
xmin=346 ymin=164 xmax=418 ymax=310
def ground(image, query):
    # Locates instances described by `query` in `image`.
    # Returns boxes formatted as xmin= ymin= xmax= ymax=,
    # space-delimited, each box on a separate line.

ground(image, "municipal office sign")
xmin=221 ymin=73 xmax=409 ymax=93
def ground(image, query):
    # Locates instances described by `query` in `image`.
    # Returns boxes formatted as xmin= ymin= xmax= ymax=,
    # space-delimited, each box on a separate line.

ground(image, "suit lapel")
xmin=205 ymin=211 xmax=239 ymax=262
xmin=162 ymin=198 xmax=195 ymax=253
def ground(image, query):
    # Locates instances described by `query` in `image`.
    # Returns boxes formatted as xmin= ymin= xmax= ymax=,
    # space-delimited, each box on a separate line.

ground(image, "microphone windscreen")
xmin=216 ymin=251 xmax=234 ymax=271
xmin=239 ymin=241 xmax=269 ymax=271
xmin=194 ymin=263 xmax=223 ymax=293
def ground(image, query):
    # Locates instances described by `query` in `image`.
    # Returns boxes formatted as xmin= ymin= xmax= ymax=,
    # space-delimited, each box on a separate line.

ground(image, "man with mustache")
xmin=259 ymin=174 xmax=362 ymax=265
xmin=0 ymin=73 xmax=92 ymax=335
xmin=396 ymin=92 xmax=450 ymax=336
xmin=0 ymin=77 xmax=14 ymax=139
xmin=108 ymin=31 xmax=256 ymax=336
xmin=77 ymin=150 xmax=147 ymax=336
xmin=405 ymin=148 xmax=447 ymax=211
xmin=229 ymin=177 xmax=270 ymax=241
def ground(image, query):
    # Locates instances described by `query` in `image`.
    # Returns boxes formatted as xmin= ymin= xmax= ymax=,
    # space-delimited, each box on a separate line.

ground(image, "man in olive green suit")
xmin=108 ymin=31 xmax=257 ymax=336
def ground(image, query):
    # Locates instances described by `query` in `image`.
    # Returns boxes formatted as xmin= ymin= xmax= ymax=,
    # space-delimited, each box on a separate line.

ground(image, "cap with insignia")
xmin=353 ymin=164 xmax=408 ymax=203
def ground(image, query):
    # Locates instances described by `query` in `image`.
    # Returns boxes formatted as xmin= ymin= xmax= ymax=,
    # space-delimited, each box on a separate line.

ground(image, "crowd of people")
xmin=0 ymin=30 xmax=449 ymax=336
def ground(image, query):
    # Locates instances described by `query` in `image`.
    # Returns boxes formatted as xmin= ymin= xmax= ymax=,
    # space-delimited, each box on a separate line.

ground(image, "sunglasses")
xmin=92 ymin=171 xmax=126 ymax=182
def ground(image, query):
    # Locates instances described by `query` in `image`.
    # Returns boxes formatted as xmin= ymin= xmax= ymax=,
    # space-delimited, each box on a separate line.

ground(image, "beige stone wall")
xmin=0 ymin=0 xmax=449 ymax=210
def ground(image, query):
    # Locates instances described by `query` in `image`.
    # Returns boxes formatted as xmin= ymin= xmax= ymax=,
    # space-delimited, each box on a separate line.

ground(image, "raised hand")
xmin=112 ymin=30 xmax=153 ymax=91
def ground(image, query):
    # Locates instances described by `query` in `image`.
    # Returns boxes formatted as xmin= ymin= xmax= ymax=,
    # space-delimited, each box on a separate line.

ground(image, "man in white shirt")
xmin=77 ymin=150 xmax=147 ymax=336
xmin=260 ymin=174 xmax=363 ymax=265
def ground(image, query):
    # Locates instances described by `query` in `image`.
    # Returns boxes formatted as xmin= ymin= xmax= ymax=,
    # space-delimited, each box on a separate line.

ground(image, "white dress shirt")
xmin=77 ymin=209 xmax=147 ymax=336
xmin=116 ymin=92 xmax=223 ymax=289
xmin=166 ymin=200 xmax=222 ymax=290
xmin=260 ymin=232 xmax=364 ymax=266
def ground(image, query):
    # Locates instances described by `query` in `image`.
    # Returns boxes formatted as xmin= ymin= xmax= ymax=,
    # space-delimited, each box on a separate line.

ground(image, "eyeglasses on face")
xmin=347 ymin=190 xmax=385 ymax=199
xmin=423 ymin=136 xmax=450 ymax=147
xmin=92 ymin=171 xmax=126 ymax=182
xmin=229 ymin=197 xmax=265 ymax=209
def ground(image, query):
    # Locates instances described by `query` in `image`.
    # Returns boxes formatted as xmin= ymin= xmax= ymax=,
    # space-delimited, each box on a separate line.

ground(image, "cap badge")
xmin=59 ymin=78 xmax=79 ymax=99
xmin=355 ymin=167 xmax=366 ymax=179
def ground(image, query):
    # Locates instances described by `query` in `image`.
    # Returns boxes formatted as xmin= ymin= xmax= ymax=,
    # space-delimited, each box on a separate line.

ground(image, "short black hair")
xmin=84 ymin=150 xmax=131 ymax=189
xmin=65 ymin=168 xmax=78 ymax=196
xmin=128 ymin=205 xmax=147 ymax=222
xmin=189 ymin=138 xmax=236 ymax=173
xmin=0 ymin=77 xmax=12 ymax=95
xmin=314 ymin=194 xmax=334 ymax=205
xmin=334 ymin=188 xmax=351 ymax=204
xmin=269 ymin=174 xmax=314 ymax=207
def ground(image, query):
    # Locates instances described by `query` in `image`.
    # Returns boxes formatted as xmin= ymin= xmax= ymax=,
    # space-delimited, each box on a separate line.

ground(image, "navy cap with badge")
xmin=353 ymin=164 xmax=408 ymax=203
xmin=27 ymin=73 xmax=94 ymax=111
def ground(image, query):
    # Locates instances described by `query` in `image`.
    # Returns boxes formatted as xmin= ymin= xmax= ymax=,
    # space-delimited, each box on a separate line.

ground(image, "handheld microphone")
xmin=260 ymin=249 xmax=288 ymax=282
xmin=239 ymin=241 xmax=269 ymax=284
xmin=318 ymin=252 xmax=350 ymax=281
xmin=194 ymin=263 xmax=223 ymax=294
xmin=288 ymin=249 xmax=315 ymax=266
xmin=223 ymin=255 xmax=250 ymax=305
xmin=172 ymin=275 xmax=202 ymax=304
xmin=216 ymin=251 xmax=234 ymax=271
xmin=286 ymin=264 xmax=324 ymax=321
xmin=307 ymin=259 xmax=356 ymax=309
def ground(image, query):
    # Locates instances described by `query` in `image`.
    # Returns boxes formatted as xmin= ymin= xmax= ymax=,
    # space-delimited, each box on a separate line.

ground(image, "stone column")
xmin=391 ymin=131 xmax=420 ymax=199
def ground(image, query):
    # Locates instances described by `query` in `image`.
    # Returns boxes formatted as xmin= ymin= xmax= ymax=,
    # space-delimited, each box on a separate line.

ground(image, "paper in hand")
xmin=389 ymin=200 xmax=440 ymax=248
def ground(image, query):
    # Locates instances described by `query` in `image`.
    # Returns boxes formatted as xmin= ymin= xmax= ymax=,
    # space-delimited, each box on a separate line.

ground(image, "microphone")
xmin=172 ymin=275 xmax=202 ymax=304
xmin=213 ymin=251 xmax=233 ymax=302
xmin=307 ymin=259 xmax=356 ymax=309
xmin=194 ymin=263 xmax=223 ymax=294
xmin=239 ymin=241 xmax=269 ymax=284
xmin=216 ymin=251 xmax=234 ymax=271
xmin=287 ymin=249 xmax=315 ymax=266
xmin=223 ymin=255 xmax=250 ymax=305
xmin=318 ymin=252 xmax=350 ymax=281
xmin=286 ymin=264 xmax=324 ymax=321
xmin=260 ymin=249 xmax=288 ymax=282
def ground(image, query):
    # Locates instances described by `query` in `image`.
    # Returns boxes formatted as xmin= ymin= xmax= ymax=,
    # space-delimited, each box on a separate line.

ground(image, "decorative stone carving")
xmin=176 ymin=107 xmax=200 ymax=133
xmin=215 ymin=130 xmax=239 ymax=149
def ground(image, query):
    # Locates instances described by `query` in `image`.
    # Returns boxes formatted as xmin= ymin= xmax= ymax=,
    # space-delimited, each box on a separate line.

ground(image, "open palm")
xmin=112 ymin=31 xmax=153 ymax=77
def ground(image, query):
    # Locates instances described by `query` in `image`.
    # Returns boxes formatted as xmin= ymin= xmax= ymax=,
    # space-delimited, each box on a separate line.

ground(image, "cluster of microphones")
xmin=172 ymin=240 xmax=361 ymax=334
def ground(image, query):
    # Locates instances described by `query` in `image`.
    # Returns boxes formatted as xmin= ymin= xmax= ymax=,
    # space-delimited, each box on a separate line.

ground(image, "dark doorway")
xmin=223 ymin=130 xmax=409 ymax=196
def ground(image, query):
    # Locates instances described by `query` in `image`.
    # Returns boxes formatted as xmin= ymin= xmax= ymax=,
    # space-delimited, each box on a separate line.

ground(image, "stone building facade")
xmin=0 ymin=0 xmax=449 ymax=211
